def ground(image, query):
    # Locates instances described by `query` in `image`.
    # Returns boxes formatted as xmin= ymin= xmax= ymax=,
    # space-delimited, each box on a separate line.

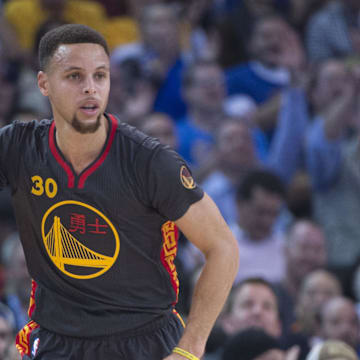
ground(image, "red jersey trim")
xmin=16 ymin=320 xmax=40 ymax=357
xmin=49 ymin=121 xmax=75 ymax=188
xmin=27 ymin=279 xmax=38 ymax=318
xmin=160 ymin=221 xmax=180 ymax=305
xmin=78 ymin=114 xmax=118 ymax=189
xmin=49 ymin=114 xmax=118 ymax=189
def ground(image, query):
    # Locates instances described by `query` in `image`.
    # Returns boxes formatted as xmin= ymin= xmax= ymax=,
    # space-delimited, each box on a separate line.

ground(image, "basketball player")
xmin=0 ymin=24 xmax=239 ymax=360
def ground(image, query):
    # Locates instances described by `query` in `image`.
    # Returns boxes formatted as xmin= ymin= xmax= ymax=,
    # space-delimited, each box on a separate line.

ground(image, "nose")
xmin=83 ymin=77 xmax=96 ymax=95
xmin=251 ymin=303 xmax=263 ymax=316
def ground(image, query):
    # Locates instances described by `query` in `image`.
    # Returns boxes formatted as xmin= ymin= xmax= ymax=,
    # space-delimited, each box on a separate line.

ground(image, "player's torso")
xmin=9 ymin=116 xmax=180 ymax=335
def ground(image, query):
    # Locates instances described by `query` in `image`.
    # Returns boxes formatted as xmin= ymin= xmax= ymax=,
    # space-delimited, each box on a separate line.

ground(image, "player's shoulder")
xmin=0 ymin=119 xmax=51 ymax=140
xmin=12 ymin=118 xmax=51 ymax=132
xmin=110 ymin=114 xmax=180 ymax=166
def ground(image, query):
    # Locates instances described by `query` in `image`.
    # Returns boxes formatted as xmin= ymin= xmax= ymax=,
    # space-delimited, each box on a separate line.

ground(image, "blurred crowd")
xmin=1 ymin=0 xmax=360 ymax=359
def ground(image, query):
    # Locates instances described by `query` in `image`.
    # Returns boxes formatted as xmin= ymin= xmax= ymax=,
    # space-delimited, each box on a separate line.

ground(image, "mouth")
xmin=79 ymin=101 xmax=100 ymax=116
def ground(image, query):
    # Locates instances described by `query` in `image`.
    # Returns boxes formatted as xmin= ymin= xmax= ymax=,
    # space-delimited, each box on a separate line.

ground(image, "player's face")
xmin=38 ymin=43 xmax=110 ymax=134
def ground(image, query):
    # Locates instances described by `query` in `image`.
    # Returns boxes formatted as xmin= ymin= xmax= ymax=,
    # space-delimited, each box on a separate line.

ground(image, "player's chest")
xmin=18 ymin=149 xmax=144 ymax=221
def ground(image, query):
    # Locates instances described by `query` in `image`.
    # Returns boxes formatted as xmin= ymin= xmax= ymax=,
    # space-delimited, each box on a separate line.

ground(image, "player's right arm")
xmin=167 ymin=193 xmax=239 ymax=359
xmin=0 ymin=123 xmax=18 ymax=191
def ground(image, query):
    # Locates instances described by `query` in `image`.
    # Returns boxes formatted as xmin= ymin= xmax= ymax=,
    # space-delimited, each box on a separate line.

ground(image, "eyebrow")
xmin=63 ymin=65 xmax=110 ymax=72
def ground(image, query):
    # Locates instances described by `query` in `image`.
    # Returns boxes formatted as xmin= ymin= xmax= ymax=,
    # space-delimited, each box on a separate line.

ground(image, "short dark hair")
xmin=236 ymin=169 xmax=285 ymax=202
xmin=224 ymin=277 xmax=279 ymax=315
xmin=38 ymin=24 xmax=109 ymax=70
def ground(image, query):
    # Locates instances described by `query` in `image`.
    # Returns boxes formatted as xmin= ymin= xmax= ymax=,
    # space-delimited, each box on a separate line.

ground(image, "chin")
xmin=72 ymin=113 xmax=102 ymax=134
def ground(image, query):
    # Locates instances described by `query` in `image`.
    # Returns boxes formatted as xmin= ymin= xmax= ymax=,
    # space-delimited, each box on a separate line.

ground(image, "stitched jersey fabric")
xmin=0 ymin=113 xmax=203 ymax=337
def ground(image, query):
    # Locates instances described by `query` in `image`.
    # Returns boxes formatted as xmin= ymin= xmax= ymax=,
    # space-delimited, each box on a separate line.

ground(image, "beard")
xmin=71 ymin=113 xmax=102 ymax=134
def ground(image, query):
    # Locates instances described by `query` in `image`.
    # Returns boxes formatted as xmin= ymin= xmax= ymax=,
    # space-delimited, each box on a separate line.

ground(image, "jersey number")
xmin=31 ymin=176 xmax=58 ymax=198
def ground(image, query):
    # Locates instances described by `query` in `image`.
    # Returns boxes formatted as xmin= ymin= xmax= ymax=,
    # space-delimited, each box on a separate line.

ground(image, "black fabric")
xmin=0 ymin=114 xmax=203 ymax=337
xmin=22 ymin=311 xmax=183 ymax=360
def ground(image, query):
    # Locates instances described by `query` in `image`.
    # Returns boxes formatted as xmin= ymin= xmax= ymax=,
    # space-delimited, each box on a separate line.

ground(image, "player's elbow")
xmin=207 ymin=233 xmax=239 ymax=279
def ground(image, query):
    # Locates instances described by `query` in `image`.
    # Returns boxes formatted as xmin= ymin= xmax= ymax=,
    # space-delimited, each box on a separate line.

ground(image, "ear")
xmin=37 ymin=71 xmax=49 ymax=96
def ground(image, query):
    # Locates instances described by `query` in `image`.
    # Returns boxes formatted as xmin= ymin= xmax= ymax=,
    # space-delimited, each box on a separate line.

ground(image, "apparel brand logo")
xmin=32 ymin=338 xmax=40 ymax=357
xmin=41 ymin=201 xmax=120 ymax=279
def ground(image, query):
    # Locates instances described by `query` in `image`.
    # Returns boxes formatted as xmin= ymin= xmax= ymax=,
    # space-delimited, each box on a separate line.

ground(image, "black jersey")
xmin=0 ymin=114 xmax=203 ymax=337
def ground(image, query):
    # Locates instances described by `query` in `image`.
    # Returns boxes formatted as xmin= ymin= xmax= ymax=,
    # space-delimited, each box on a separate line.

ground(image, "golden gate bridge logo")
xmin=41 ymin=201 xmax=120 ymax=279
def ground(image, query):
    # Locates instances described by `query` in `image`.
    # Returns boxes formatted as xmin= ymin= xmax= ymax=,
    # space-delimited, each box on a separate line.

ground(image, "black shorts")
xmin=18 ymin=310 xmax=185 ymax=360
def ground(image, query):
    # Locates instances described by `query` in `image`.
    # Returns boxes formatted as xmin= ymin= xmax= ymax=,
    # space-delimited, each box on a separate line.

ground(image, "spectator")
xmin=106 ymin=59 xmax=156 ymax=125
xmin=225 ymin=13 xmax=306 ymax=152
xmin=225 ymin=13 xmax=304 ymax=103
xmin=176 ymin=59 xmax=226 ymax=169
xmin=306 ymin=340 xmax=358 ymax=360
xmin=200 ymin=75 xmax=310 ymax=225
xmin=305 ymin=58 xmax=360 ymax=269
xmin=138 ymin=112 xmax=178 ymax=150
xmin=180 ymin=0 xmax=221 ymax=62
xmin=288 ymin=0 xmax=328 ymax=37
xmin=306 ymin=0 xmax=360 ymax=63
xmin=200 ymin=119 xmax=260 ymax=224
xmin=3 ymin=0 xmax=107 ymax=53
xmin=0 ymin=13 xmax=25 ymax=64
xmin=231 ymin=169 xmax=287 ymax=283
xmin=275 ymin=220 xmax=328 ymax=337
xmin=294 ymin=269 xmax=342 ymax=345
xmin=111 ymin=2 xmax=188 ymax=120
xmin=0 ymin=302 xmax=17 ymax=360
xmin=222 ymin=328 xmax=295 ymax=360
xmin=216 ymin=0 xmax=278 ymax=68
xmin=90 ymin=0 xmax=131 ymax=17
xmin=319 ymin=296 xmax=360 ymax=352
xmin=220 ymin=278 xmax=282 ymax=339
xmin=211 ymin=277 xmax=308 ymax=360
xmin=1 ymin=233 xmax=31 ymax=332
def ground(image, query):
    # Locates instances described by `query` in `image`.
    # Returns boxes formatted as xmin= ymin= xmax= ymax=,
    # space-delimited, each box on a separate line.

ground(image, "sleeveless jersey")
xmin=0 ymin=114 xmax=203 ymax=337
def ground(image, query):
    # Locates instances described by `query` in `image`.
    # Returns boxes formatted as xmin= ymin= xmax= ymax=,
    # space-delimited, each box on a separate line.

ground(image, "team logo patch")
xmin=41 ymin=201 xmax=120 ymax=279
xmin=180 ymin=165 xmax=196 ymax=189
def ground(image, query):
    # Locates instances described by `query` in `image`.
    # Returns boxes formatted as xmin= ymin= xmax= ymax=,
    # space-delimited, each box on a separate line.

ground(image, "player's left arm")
xmin=163 ymin=193 xmax=239 ymax=360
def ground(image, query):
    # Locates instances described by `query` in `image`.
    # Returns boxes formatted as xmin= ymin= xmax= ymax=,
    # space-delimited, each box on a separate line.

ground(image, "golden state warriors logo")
xmin=180 ymin=165 xmax=196 ymax=189
xmin=41 ymin=201 xmax=120 ymax=279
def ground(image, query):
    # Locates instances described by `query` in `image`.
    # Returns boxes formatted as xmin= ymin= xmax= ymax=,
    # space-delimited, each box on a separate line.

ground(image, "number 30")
xmin=31 ymin=176 xmax=58 ymax=198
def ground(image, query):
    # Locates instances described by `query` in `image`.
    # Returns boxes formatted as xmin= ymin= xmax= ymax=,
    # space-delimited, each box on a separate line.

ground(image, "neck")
xmin=55 ymin=115 xmax=109 ymax=174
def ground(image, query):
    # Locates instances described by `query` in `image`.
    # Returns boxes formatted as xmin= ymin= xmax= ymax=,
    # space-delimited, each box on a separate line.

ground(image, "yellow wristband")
xmin=172 ymin=347 xmax=200 ymax=360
